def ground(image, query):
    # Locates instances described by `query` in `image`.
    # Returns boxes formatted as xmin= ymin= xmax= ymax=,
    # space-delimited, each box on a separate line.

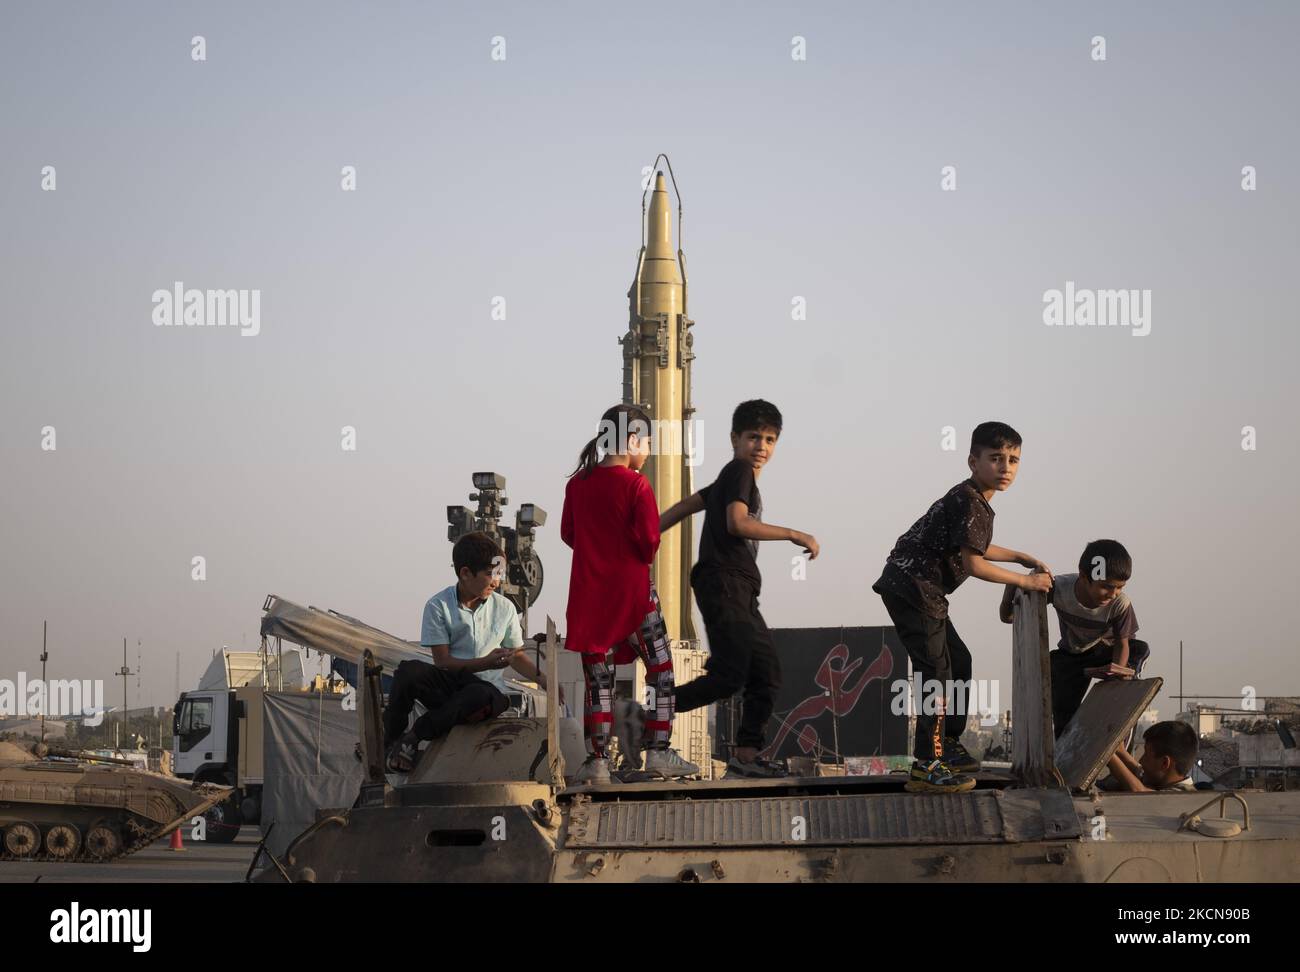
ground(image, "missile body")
xmin=622 ymin=169 xmax=697 ymax=644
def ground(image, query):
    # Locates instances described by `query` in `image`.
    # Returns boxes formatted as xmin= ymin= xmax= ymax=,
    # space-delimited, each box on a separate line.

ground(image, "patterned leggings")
xmin=581 ymin=587 xmax=675 ymax=758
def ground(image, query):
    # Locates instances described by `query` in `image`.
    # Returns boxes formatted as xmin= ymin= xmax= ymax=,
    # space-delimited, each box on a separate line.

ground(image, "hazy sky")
xmin=2 ymin=1 xmax=1297 ymax=716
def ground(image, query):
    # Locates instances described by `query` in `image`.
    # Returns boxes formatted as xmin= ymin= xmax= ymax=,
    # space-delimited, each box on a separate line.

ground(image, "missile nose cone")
xmin=647 ymin=171 xmax=674 ymax=258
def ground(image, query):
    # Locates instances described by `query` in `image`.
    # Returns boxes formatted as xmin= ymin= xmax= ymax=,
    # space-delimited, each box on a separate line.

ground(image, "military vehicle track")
xmin=1 ymin=755 xmax=231 ymax=864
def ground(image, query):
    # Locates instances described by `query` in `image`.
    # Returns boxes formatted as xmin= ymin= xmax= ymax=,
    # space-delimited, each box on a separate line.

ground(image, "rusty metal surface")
xmin=397 ymin=781 xmax=552 ymax=808
xmin=559 ymin=770 xmax=976 ymax=802
xmin=266 ymin=775 xmax=1300 ymax=883
xmin=1084 ymin=790 xmax=1295 ymax=841
xmin=407 ymin=719 xmax=549 ymax=784
xmin=1011 ymin=589 xmax=1056 ymax=786
xmin=255 ymin=803 xmax=559 ymax=883
xmin=563 ymin=788 xmax=1080 ymax=848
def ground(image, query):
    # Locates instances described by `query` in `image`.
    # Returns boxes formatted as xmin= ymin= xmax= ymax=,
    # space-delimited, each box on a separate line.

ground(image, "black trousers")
xmin=676 ymin=570 xmax=781 ymax=751
xmin=383 ymin=659 xmax=507 ymax=746
xmin=880 ymin=592 xmax=973 ymax=760
xmin=1050 ymin=639 xmax=1150 ymax=738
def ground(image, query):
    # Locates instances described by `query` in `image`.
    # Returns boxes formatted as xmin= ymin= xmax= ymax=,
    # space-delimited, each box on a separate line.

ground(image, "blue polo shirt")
xmin=420 ymin=584 xmax=524 ymax=693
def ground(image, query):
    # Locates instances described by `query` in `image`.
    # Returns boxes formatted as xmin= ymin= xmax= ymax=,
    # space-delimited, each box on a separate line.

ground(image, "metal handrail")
xmin=284 ymin=814 xmax=348 ymax=867
xmin=1178 ymin=791 xmax=1250 ymax=832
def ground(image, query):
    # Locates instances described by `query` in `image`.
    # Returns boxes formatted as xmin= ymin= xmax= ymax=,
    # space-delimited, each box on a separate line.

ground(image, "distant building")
xmin=1180 ymin=699 xmax=1299 ymax=791
xmin=0 ymin=718 xmax=67 ymax=740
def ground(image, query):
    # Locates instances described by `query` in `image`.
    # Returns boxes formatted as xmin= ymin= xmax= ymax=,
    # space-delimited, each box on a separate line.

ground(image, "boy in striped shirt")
xmin=1000 ymin=539 xmax=1148 ymax=737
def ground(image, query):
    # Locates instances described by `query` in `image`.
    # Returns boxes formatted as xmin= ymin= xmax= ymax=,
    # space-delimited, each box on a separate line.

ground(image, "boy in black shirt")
xmin=660 ymin=400 xmax=819 ymax=778
xmin=872 ymin=421 xmax=1052 ymax=792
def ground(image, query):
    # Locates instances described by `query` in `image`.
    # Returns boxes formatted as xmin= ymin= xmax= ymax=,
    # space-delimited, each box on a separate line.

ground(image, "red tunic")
xmin=561 ymin=464 xmax=660 ymax=660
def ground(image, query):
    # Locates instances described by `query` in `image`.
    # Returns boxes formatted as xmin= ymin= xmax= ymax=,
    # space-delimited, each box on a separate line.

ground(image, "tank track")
xmin=1 ymin=816 xmax=174 ymax=864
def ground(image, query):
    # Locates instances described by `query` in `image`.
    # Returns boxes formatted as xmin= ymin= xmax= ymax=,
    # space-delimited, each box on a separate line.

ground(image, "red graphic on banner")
xmin=760 ymin=641 xmax=895 ymax=761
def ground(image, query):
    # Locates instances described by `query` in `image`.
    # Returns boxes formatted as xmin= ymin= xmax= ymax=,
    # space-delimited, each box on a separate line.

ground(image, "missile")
xmin=622 ymin=159 xmax=697 ymax=644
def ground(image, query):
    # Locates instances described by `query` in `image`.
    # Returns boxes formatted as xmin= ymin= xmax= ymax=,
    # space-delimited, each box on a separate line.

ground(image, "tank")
xmin=255 ymin=717 xmax=1300 ymax=884
xmin=251 ymin=606 xmax=1300 ymax=884
xmin=0 ymin=749 xmax=232 ymax=863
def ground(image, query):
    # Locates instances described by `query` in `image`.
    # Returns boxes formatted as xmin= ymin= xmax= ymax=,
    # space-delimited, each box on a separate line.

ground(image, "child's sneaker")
xmin=942 ymin=738 xmax=981 ymax=774
xmin=905 ymin=758 xmax=976 ymax=793
xmin=724 ymin=755 xmax=788 ymax=779
xmin=385 ymin=732 xmax=419 ymax=774
xmin=644 ymin=748 xmax=700 ymax=779
xmin=574 ymin=756 xmax=612 ymax=786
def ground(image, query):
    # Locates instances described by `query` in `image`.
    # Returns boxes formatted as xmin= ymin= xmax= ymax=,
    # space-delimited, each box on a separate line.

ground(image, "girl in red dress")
xmin=561 ymin=404 xmax=698 ymax=783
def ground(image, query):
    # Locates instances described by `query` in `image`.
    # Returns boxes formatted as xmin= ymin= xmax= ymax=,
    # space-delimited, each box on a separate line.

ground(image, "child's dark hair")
xmin=732 ymin=399 xmax=783 ymax=437
xmin=1078 ymin=539 xmax=1133 ymax=582
xmin=569 ymin=403 xmax=652 ymax=478
xmin=453 ymin=531 xmax=502 ymax=577
xmin=1143 ymin=721 xmax=1198 ymax=775
xmin=970 ymin=421 xmax=1021 ymax=456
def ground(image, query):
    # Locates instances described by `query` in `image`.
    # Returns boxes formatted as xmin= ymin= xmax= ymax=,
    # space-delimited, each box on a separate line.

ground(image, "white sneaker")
xmin=613 ymin=699 xmax=645 ymax=770
xmin=644 ymin=748 xmax=700 ymax=779
xmin=574 ymin=756 xmax=611 ymax=785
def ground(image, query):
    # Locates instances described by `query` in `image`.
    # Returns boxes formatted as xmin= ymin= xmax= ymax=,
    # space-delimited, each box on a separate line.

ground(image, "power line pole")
xmin=117 ymin=637 xmax=135 ymax=755
xmin=1179 ymin=640 xmax=1184 ymax=717
xmin=39 ymin=621 xmax=49 ymax=745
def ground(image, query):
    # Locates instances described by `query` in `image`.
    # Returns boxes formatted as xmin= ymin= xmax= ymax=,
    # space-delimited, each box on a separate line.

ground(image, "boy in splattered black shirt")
xmin=873 ymin=422 xmax=1052 ymax=792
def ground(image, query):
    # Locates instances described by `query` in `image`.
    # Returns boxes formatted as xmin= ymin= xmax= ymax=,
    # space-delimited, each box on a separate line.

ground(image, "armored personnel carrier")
xmin=0 ymin=749 xmax=232 ymax=863
xmin=257 ymin=716 xmax=1300 ymax=883
xmin=250 ymin=603 xmax=1300 ymax=884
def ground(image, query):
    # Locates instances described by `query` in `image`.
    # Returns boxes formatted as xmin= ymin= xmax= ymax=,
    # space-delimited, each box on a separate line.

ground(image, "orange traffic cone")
xmin=169 ymin=828 xmax=184 ymax=851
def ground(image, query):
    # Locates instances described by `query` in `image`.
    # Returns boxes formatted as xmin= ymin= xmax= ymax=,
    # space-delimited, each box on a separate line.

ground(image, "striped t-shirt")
xmin=1050 ymin=572 xmax=1139 ymax=654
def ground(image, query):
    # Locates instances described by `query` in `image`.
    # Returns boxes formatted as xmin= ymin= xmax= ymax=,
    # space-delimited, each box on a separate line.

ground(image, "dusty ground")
xmin=0 ymin=741 xmax=36 ymax=762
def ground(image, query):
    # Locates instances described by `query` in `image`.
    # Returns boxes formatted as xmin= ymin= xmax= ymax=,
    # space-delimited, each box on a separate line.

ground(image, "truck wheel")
xmin=203 ymin=800 xmax=241 ymax=844
xmin=239 ymin=792 xmax=261 ymax=825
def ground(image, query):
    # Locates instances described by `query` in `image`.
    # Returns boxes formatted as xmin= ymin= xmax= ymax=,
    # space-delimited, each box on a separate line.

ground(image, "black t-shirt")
xmin=872 ymin=478 xmax=994 ymax=619
xmin=694 ymin=458 xmax=763 ymax=589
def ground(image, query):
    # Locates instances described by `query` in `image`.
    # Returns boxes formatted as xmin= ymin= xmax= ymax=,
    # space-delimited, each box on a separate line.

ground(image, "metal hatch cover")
xmin=564 ymin=788 xmax=1080 ymax=848
xmin=1055 ymin=677 xmax=1163 ymax=791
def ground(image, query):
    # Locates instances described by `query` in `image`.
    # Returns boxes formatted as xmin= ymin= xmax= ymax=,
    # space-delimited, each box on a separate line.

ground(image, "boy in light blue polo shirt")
xmin=384 ymin=532 xmax=551 ymax=772
xmin=421 ymin=573 xmax=524 ymax=694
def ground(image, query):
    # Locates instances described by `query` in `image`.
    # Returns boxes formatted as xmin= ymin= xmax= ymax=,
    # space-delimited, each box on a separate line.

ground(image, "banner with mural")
xmin=714 ymin=626 xmax=908 ymax=763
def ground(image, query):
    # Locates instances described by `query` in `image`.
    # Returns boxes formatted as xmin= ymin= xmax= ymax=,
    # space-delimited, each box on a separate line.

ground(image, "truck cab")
xmin=173 ymin=687 xmax=264 ymax=839
xmin=173 ymin=690 xmax=230 ymax=781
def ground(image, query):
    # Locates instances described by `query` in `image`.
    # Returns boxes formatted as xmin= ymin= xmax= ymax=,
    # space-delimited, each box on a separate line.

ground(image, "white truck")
xmin=172 ymin=648 xmax=312 ymax=842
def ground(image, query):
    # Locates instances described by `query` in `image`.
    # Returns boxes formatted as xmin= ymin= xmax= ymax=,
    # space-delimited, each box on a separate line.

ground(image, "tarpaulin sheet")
xmin=260 ymin=594 xmax=428 ymax=672
xmin=260 ymin=690 xmax=362 ymax=860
